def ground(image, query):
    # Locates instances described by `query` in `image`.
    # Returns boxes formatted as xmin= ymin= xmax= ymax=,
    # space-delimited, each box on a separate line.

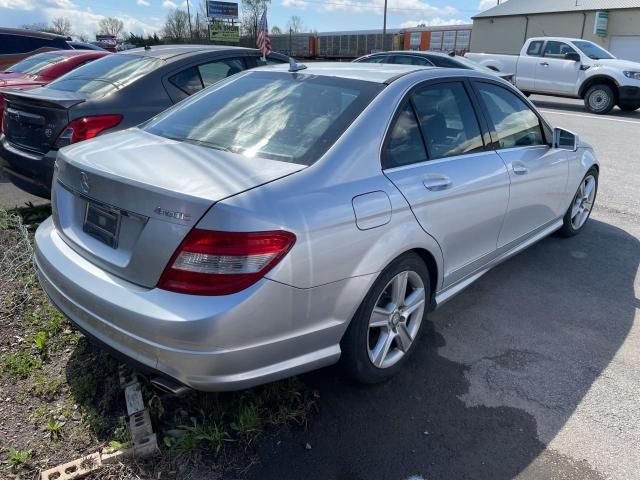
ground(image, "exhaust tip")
xmin=150 ymin=376 xmax=191 ymax=396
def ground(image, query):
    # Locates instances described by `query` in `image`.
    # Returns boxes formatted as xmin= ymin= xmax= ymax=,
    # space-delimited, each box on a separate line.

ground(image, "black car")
xmin=0 ymin=45 xmax=288 ymax=198
xmin=0 ymin=27 xmax=71 ymax=71
xmin=354 ymin=50 xmax=514 ymax=82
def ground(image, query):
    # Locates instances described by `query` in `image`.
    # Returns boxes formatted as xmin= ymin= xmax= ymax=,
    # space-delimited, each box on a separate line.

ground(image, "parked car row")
xmin=1 ymin=38 xmax=600 ymax=393
xmin=466 ymin=37 xmax=640 ymax=114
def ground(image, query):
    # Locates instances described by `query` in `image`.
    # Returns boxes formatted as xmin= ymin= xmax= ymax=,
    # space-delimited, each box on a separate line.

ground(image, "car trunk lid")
xmin=52 ymin=128 xmax=306 ymax=288
xmin=0 ymin=88 xmax=86 ymax=154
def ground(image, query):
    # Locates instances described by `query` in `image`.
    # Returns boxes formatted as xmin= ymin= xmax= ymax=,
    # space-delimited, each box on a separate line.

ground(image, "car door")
xmin=516 ymin=40 xmax=544 ymax=92
xmin=534 ymin=41 xmax=581 ymax=95
xmin=165 ymin=55 xmax=248 ymax=102
xmin=472 ymin=81 xmax=569 ymax=248
xmin=383 ymin=80 xmax=510 ymax=287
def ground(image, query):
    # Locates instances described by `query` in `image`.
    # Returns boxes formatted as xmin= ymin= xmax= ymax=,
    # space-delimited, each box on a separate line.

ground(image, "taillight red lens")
xmin=158 ymin=229 xmax=297 ymax=296
xmin=55 ymin=114 xmax=122 ymax=147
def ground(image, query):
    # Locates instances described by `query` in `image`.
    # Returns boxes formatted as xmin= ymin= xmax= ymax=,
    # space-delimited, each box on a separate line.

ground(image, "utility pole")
xmin=186 ymin=0 xmax=193 ymax=40
xmin=382 ymin=0 xmax=388 ymax=50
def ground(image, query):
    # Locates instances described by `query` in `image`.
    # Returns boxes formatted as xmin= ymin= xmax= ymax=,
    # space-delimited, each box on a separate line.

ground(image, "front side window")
xmin=526 ymin=41 xmax=544 ymax=57
xmin=383 ymin=102 xmax=427 ymax=169
xmin=145 ymin=71 xmax=384 ymax=166
xmin=475 ymin=82 xmax=545 ymax=149
xmin=411 ymin=82 xmax=484 ymax=160
xmin=543 ymin=41 xmax=577 ymax=59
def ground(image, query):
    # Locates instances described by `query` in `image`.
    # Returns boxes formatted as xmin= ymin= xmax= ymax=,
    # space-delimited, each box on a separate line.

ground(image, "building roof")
xmin=474 ymin=0 xmax=640 ymax=18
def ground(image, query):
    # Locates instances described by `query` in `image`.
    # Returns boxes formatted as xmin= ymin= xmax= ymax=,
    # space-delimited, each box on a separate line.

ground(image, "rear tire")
xmin=341 ymin=253 xmax=430 ymax=384
xmin=558 ymin=168 xmax=598 ymax=238
xmin=584 ymin=84 xmax=615 ymax=114
xmin=619 ymin=104 xmax=640 ymax=112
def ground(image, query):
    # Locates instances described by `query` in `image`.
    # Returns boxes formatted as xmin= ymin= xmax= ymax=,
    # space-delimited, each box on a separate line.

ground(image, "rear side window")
xmin=475 ymin=82 xmax=545 ymax=149
xmin=383 ymin=102 xmax=428 ymax=169
xmin=526 ymin=41 xmax=544 ymax=57
xmin=198 ymin=58 xmax=246 ymax=86
xmin=144 ymin=71 xmax=383 ymax=166
xmin=357 ymin=56 xmax=389 ymax=64
xmin=394 ymin=55 xmax=432 ymax=66
xmin=48 ymin=54 xmax=163 ymax=95
xmin=412 ymin=82 xmax=484 ymax=160
xmin=0 ymin=34 xmax=31 ymax=54
xmin=169 ymin=66 xmax=203 ymax=95
xmin=7 ymin=52 xmax=66 ymax=74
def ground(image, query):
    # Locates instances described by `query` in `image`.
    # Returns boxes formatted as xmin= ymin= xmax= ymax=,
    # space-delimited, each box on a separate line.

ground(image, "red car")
xmin=0 ymin=50 xmax=110 ymax=127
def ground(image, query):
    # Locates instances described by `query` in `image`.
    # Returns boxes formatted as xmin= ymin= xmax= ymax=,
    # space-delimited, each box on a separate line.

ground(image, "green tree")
xmin=271 ymin=25 xmax=282 ymax=35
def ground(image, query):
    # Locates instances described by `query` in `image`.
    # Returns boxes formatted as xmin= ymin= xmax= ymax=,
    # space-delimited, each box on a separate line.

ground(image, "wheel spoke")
xmin=396 ymin=323 xmax=413 ymax=352
xmin=392 ymin=272 xmax=409 ymax=306
xmin=372 ymin=331 xmax=394 ymax=367
xmin=571 ymin=203 xmax=582 ymax=220
xmin=403 ymin=288 xmax=425 ymax=316
xmin=370 ymin=307 xmax=391 ymax=329
xmin=584 ymin=178 xmax=595 ymax=199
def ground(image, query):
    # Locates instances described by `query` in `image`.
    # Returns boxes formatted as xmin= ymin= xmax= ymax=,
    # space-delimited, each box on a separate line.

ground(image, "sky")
xmin=0 ymin=0 xmax=502 ymax=38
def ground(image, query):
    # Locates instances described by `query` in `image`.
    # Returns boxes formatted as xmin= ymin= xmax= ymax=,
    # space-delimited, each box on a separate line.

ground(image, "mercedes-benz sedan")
xmin=35 ymin=63 xmax=599 ymax=391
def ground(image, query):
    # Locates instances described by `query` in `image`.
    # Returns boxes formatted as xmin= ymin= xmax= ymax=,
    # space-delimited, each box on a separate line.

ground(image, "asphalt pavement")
xmin=245 ymin=97 xmax=640 ymax=480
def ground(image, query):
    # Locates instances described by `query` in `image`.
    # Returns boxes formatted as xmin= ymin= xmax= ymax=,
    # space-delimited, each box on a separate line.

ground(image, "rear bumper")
xmin=618 ymin=86 xmax=640 ymax=106
xmin=0 ymin=134 xmax=56 ymax=199
xmin=35 ymin=218 xmax=373 ymax=391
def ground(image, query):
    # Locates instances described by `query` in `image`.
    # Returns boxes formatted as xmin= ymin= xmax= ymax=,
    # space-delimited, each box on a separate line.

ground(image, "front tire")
xmin=584 ymin=84 xmax=615 ymax=114
xmin=341 ymin=253 xmax=430 ymax=384
xmin=558 ymin=168 xmax=598 ymax=237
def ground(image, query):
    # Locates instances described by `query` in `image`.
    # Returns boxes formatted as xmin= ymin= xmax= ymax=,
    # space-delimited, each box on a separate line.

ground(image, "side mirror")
xmin=554 ymin=128 xmax=579 ymax=151
xmin=564 ymin=52 xmax=581 ymax=62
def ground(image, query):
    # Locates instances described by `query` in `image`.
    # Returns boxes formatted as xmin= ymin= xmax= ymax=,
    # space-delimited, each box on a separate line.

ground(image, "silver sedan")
xmin=35 ymin=62 xmax=599 ymax=391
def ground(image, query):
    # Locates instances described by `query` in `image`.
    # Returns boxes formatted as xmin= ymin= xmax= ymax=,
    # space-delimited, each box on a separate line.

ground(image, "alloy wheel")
xmin=571 ymin=174 xmax=596 ymax=230
xmin=367 ymin=270 xmax=426 ymax=369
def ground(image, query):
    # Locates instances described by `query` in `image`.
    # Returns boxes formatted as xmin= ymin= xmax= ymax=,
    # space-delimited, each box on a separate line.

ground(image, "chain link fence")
xmin=0 ymin=208 xmax=35 ymax=322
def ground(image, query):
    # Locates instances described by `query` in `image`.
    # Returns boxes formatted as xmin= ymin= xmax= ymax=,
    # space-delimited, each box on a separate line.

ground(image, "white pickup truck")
xmin=466 ymin=37 xmax=640 ymax=114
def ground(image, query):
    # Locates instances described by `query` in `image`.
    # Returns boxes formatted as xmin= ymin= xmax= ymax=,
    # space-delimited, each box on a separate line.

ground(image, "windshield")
xmin=6 ymin=53 xmax=67 ymax=75
xmin=48 ymin=54 xmax=162 ymax=96
xmin=144 ymin=71 xmax=384 ymax=166
xmin=573 ymin=41 xmax=615 ymax=60
xmin=452 ymin=55 xmax=498 ymax=73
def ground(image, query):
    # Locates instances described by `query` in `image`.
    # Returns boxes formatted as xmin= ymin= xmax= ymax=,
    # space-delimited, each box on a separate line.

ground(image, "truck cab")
xmin=467 ymin=37 xmax=640 ymax=114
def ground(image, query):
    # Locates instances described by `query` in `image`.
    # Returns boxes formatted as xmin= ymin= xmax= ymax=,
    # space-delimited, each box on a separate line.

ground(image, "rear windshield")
xmin=47 ymin=54 xmax=162 ymax=96
xmin=144 ymin=71 xmax=384 ymax=166
xmin=7 ymin=53 xmax=67 ymax=74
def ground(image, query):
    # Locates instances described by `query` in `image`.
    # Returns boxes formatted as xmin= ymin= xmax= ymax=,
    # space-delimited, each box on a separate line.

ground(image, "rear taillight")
xmin=55 ymin=114 xmax=122 ymax=148
xmin=0 ymin=94 xmax=4 ymax=134
xmin=158 ymin=229 xmax=296 ymax=296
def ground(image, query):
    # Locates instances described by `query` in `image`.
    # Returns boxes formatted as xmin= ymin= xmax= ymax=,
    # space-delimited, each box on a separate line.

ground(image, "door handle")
xmin=512 ymin=163 xmax=529 ymax=175
xmin=540 ymin=62 xmax=549 ymax=67
xmin=423 ymin=176 xmax=452 ymax=191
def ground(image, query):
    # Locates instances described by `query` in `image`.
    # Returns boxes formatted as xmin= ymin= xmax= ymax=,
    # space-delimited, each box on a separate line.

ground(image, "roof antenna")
xmin=288 ymin=57 xmax=307 ymax=72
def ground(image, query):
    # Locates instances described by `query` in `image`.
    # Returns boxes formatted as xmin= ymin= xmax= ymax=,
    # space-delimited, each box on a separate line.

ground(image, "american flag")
xmin=257 ymin=9 xmax=272 ymax=58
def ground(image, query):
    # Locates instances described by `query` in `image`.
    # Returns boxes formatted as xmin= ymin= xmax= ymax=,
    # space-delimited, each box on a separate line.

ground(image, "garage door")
xmin=610 ymin=36 xmax=640 ymax=62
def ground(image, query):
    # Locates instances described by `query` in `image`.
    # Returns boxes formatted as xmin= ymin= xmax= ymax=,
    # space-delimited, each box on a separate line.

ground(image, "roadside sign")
xmin=207 ymin=1 xmax=238 ymax=19
xmin=594 ymin=11 xmax=609 ymax=37
xmin=96 ymin=34 xmax=117 ymax=47
xmin=209 ymin=21 xmax=240 ymax=42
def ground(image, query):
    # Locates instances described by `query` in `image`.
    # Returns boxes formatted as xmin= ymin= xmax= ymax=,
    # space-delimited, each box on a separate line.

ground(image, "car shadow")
xmin=531 ymin=97 xmax=640 ymax=118
xmin=245 ymin=218 xmax=638 ymax=480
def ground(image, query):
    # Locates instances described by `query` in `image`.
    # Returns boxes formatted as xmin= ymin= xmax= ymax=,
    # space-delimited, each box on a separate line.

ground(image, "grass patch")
xmin=5 ymin=448 xmax=32 ymax=472
xmin=1 ymin=350 xmax=42 ymax=378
